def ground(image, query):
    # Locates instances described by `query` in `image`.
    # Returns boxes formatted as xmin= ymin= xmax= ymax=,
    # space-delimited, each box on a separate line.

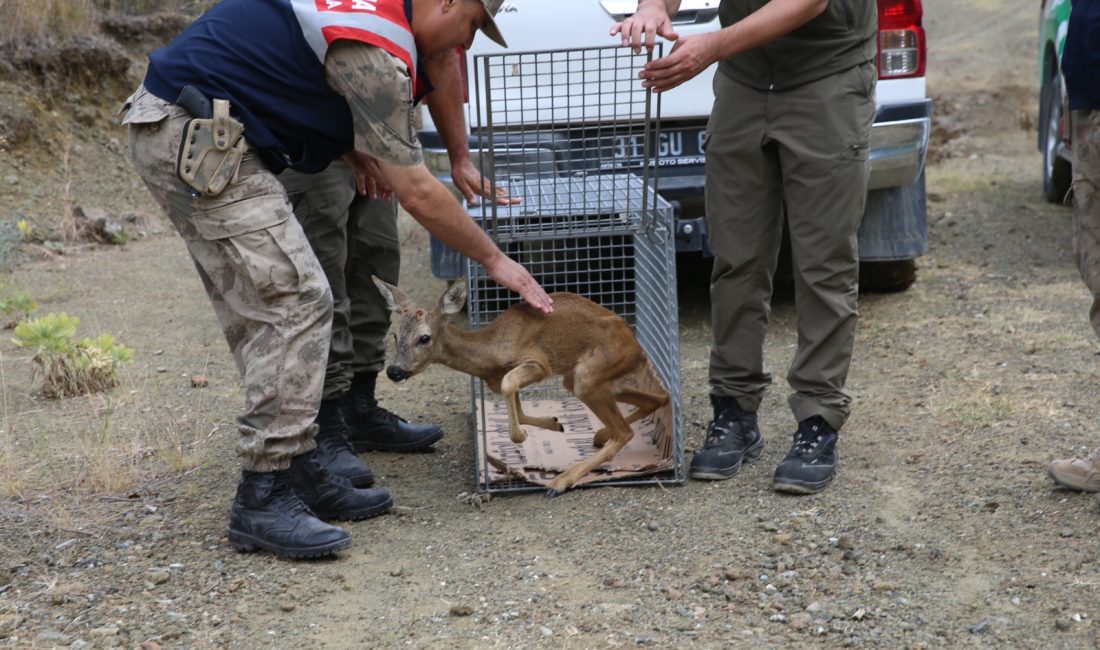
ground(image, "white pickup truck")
xmin=420 ymin=0 xmax=931 ymax=291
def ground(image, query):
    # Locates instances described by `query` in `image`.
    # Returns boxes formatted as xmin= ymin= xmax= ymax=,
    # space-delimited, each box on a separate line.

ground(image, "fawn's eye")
xmin=418 ymin=334 xmax=432 ymax=345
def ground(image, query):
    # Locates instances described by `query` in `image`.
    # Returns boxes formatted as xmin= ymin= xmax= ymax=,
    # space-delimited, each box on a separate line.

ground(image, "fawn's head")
xmin=373 ymin=276 xmax=467 ymax=382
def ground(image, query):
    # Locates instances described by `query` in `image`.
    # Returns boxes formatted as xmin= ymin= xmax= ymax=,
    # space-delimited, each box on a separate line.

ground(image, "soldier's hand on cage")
xmin=610 ymin=1 xmax=679 ymax=54
xmin=452 ymin=158 xmax=520 ymax=206
xmin=483 ymin=253 xmax=554 ymax=314
xmin=639 ymin=33 xmax=719 ymax=93
xmin=344 ymin=151 xmax=393 ymax=200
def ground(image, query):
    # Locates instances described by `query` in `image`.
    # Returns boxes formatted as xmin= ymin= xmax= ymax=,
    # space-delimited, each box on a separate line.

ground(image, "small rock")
xmin=836 ymin=536 xmax=855 ymax=550
xmin=280 ymin=602 xmax=296 ymax=612
xmin=449 ymin=604 xmax=474 ymax=617
xmin=539 ymin=626 xmax=552 ymax=636
xmin=140 ymin=641 xmax=163 ymax=650
xmin=4 ymin=175 xmax=17 ymax=185
xmin=148 ymin=570 xmax=170 ymax=585
xmin=35 ymin=630 xmax=73 ymax=645
xmin=191 ymin=374 xmax=209 ymax=388
xmin=968 ymin=620 xmax=990 ymax=634
xmin=90 ymin=626 xmax=119 ymax=637
xmin=647 ymin=521 xmax=660 ymax=531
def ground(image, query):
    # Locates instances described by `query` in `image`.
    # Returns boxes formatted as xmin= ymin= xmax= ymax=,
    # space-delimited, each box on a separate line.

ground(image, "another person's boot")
xmin=773 ymin=416 xmax=839 ymax=494
xmin=690 ymin=395 xmax=764 ymax=480
xmin=314 ymin=398 xmax=374 ymax=487
xmin=343 ymin=372 xmax=444 ymax=453
xmin=1048 ymin=446 xmax=1100 ymax=491
xmin=289 ymin=452 xmax=393 ymax=520
xmin=228 ymin=469 xmax=351 ymax=558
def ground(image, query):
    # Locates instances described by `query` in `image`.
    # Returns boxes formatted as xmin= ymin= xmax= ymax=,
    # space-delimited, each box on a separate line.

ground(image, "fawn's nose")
xmin=386 ymin=365 xmax=410 ymax=382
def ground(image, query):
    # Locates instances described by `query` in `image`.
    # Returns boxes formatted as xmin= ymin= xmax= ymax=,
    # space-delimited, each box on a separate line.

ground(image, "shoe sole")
xmin=351 ymin=429 xmax=445 ymax=454
xmin=689 ymin=438 xmax=765 ymax=481
xmin=773 ymin=475 xmax=834 ymax=494
xmin=312 ymin=494 xmax=394 ymax=522
xmin=228 ymin=530 xmax=352 ymax=558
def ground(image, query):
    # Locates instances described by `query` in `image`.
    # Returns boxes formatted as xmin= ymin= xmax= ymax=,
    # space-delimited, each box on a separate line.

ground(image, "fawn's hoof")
xmin=545 ymin=488 xmax=560 ymax=498
xmin=552 ymin=417 xmax=564 ymax=432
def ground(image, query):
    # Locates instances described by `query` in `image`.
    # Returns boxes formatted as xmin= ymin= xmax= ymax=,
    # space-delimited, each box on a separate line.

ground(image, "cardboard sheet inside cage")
xmin=474 ymin=369 xmax=677 ymax=490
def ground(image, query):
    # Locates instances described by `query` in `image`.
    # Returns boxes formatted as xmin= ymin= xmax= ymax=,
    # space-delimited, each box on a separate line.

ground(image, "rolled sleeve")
xmin=324 ymin=41 xmax=423 ymax=167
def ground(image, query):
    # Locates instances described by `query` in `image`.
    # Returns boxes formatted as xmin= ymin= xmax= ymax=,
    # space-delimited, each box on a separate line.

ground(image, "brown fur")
xmin=373 ymin=277 xmax=671 ymax=495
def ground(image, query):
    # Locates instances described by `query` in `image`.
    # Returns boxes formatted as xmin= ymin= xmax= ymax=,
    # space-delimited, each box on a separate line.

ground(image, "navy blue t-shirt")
xmin=144 ymin=0 xmax=355 ymax=173
xmin=1063 ymin=0 xmax=1100 ymax=110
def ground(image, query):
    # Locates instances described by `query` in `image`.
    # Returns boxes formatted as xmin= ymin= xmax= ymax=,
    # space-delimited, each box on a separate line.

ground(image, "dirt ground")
xmin=2 ymin=0 xmax=1100 ymax=648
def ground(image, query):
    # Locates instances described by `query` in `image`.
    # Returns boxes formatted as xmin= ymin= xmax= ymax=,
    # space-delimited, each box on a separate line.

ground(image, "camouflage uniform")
xmin=1072 ymin=111 xmax=1100 ymax=338
xmin=122 ymin=43 xmax=421 ymax=472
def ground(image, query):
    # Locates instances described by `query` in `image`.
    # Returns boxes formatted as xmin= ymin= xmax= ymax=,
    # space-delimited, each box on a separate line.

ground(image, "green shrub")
xmin=11 ymin=312 xmax=134 ymax=398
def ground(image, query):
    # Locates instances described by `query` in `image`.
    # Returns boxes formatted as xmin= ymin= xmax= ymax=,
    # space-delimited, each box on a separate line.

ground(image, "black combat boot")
xmin=314 ymin=398 xmax=375 ymax=487
xmin=343 ymin=372 xmax=444 ymax=453
xmin=773 ymin=416 xmax=839 ymax=494
xmin=288 ymin=452 xmax=393 ymax=521
xmin=228 ymin=469 xmax=351 ymax=559
xmin=689 ymin=395 xmax=765 ymax=480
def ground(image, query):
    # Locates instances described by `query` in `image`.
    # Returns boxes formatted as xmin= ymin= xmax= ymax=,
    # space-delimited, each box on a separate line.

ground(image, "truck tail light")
xmin=457 ymin=47 xmax=469 ymax=103
xmin=877 ymin=0 xmax=926 ymax=79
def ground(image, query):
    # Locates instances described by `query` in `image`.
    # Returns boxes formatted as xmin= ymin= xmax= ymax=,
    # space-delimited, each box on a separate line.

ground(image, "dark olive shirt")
xmin=717 ymin=0 xmax=878 ymax=90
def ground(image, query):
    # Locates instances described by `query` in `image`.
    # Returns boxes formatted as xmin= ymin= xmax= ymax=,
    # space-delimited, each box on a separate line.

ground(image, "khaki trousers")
xmin=123 ymin=86 xmax=331 ymax=472
xmin=1071 ymin=110 xmax=1100 ymax=339
xmin=705 ymin=64 xmax=876 ymax=430
xmin=279 ymin=160 xmax=401 ymax=401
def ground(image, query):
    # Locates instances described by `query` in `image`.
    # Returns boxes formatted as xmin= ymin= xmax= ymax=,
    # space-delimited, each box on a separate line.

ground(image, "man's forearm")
xmin=424 ymin=50 xmax=472 ymax=166
xmin=638 ymin=0 xmax=681 ymax=17
xmin=711 ymin=0 xmax=827 ymax=60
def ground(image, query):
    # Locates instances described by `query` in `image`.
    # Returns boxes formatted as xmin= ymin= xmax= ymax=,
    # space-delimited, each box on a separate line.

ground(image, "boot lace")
xmin=704 ymin=414 xmax=735 ymax=445
xmin=793 ymin=420 xmax=828 ymax=457
xmin=270 ymin=474 xmax=315 ymax=517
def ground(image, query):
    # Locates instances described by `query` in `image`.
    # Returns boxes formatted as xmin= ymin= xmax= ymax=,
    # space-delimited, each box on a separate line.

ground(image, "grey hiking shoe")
xmin=773 ymin=416 xmax=838 ymax=494
xmin=689 ymin=395 xmax=764 ymax=480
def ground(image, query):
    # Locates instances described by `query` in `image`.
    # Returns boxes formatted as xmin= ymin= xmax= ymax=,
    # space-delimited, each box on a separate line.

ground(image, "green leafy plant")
xmin=11 ymin=313 xmax=134 ymax=398
xmin=0 ymin=290 xmax=38 ymax=328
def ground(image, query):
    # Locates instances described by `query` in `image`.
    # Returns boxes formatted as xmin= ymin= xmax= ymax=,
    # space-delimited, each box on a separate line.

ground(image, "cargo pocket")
xmin=120 ymin=86 xmax=170 ymax=127
xmin=192 ymin=195 xmax=309 ymax=306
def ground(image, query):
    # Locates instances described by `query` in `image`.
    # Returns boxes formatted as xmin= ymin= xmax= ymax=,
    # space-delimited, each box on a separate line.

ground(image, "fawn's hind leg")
xmin=500 ymin=359 xmax=562 ymax=443
xmin=592 ymin=387 xmax=671 ymax=447
xmin=549 ymin=390 xmax=635 ymax=496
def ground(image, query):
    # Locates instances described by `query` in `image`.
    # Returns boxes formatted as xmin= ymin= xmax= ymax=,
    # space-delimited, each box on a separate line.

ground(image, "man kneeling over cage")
xmin=120 ymin=0 xmax=552 ymax=559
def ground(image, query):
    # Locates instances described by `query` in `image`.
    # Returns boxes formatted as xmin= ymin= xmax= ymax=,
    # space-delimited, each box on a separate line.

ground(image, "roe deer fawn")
xmin=372 ymin=276 xmax=671 ymax=496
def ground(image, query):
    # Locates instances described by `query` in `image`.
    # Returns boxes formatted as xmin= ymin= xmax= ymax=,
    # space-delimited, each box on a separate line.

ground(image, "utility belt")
xmin=175 ymin=86 xmax=246 ymax=197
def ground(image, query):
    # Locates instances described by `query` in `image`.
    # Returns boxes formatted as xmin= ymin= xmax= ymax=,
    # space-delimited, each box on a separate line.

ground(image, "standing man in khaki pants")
xmin=1047 ymin=0 xmax=1100 ymax=493
xmin=614 ymin=0 xmax=876 ymax=494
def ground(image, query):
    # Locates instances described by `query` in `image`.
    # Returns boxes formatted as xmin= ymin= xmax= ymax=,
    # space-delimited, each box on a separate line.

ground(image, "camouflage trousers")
xmin=1072 ymin=109 xmax=1100 ymax=340
xmin=122 ymin=85 xmax=331 ymax=472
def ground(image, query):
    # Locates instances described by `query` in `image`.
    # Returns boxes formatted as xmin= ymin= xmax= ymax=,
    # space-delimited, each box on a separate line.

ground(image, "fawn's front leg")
xmin=499 ymin=360 xmax=557 ymax=443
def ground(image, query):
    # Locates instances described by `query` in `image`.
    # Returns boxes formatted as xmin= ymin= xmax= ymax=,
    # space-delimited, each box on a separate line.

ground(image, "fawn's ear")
xmin=372 ymin=275 xmax=411 ymax=312
xmin=440 ymin=277 xmax=468 ymax=314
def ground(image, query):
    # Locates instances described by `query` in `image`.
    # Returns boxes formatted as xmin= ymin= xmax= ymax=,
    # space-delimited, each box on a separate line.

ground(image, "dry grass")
xmin=0 ymin=0 xmax=97 ymax=45
xmin=0 ymin=0 xmax=212 ymax=46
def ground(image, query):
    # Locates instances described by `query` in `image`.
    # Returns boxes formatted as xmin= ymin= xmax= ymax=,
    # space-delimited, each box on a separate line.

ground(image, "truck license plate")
xmin=606 ymin=127 xmax=707 ymax=169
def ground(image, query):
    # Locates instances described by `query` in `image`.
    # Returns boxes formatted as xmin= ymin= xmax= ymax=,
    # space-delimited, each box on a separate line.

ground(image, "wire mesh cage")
xmin=461 ymin=45 xmax=683 ymax=493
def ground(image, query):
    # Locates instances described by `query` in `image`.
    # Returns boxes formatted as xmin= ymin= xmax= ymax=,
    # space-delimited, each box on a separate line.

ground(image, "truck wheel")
xmin=1041 ymin=79 xmax=1072 ymax=204
xmin=860 ymin=259 xmax=917 ymax=293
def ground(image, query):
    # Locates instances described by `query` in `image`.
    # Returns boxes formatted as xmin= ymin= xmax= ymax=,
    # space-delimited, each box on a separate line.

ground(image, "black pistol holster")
xmin=176 ymin=86 xmax=246 ymax=197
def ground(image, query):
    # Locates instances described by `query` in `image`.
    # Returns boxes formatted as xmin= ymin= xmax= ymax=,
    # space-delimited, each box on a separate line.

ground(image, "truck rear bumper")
xmin=868 ymin=100 xmax=933 ymax=190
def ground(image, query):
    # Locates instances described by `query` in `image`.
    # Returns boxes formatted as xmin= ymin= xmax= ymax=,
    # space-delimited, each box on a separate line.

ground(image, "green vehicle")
xmin=1039 ymin=0 xmax=1073 ymax=203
